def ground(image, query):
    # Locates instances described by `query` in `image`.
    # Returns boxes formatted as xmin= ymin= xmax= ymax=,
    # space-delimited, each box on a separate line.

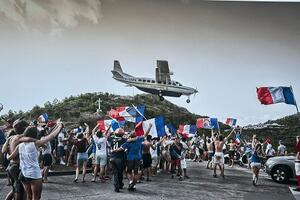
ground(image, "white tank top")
xmin=19 ymin=142 xmax=42 ymax=179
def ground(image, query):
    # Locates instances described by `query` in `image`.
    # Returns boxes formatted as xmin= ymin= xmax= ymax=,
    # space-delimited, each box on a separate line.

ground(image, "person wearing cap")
xmin=110 ymin=128 xmax=127 ymax=192
xmin=113 ymin=123 xmax=153 ymax=191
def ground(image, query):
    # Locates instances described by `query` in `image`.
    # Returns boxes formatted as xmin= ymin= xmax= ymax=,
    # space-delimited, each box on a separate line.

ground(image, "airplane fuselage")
xmin=112 ymin=74 xmax=196 ymax=97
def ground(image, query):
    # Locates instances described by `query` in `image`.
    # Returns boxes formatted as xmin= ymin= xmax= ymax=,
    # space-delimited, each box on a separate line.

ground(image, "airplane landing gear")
xmin=159 ymin=96 xmax=165 ymax=101
xmin=158 ymin=91 xmax=164 ymax=101
xmin=186 ymin=99 xmax=190 ymax=103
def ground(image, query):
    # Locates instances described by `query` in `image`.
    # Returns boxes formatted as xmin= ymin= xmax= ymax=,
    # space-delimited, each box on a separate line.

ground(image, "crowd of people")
xmin=0 ymin=117 xmax=292 ymax=200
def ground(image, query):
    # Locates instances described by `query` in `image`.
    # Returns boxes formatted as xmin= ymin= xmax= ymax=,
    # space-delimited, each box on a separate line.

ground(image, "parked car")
xmin=265 ymin=156 xmax=295 ymax=184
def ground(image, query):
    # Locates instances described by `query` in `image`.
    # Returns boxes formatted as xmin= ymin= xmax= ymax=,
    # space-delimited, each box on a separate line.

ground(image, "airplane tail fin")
xmin=114 ymin=60 xmax=123 ymax=73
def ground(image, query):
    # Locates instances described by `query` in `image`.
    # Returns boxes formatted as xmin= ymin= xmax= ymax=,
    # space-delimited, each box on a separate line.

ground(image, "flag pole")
xmin=131 ymin=104 xmax=147 ymax=120
xmin=290 ymin=86 xmax=300 ymax=123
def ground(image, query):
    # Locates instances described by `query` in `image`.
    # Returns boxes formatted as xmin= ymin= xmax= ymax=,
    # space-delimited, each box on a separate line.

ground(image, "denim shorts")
xmin=77 ymin=152 xmax=88 ymax=164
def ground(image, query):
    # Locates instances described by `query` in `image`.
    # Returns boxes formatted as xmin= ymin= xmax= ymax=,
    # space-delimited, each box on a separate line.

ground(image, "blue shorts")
xmin=77 ymin=152 xmax=88 ymax=164
xmin=57 ymin=146 xmax=65 ymax=157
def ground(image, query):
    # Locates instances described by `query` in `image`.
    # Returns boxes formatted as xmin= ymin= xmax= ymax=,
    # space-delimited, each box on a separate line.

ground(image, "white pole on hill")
xmin=97 ymin=98 xmax=102 ymax=113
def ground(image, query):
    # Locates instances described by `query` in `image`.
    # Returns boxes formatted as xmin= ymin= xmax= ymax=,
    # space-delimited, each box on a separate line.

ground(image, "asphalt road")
xmin=0 ymin=161 xmax=297 ymax=200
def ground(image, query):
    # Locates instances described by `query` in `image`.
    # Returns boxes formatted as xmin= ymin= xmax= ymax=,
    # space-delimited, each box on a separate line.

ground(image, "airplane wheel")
xmin=186 ymin=99 xmax=190 ymax=103
xmin=159 ymin=96 xmax=165 ymax=101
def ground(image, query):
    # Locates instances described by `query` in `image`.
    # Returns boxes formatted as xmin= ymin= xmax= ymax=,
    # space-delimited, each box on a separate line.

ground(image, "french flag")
xmin=257 ymin=87 xmax=296 ymax=105
xmin=73 ymin=127 xmax=82 ymax=134
xmin=234 ymin=132 xmax=241 ymax=144
xmin=109 ymin=105 xmax=145 ymax=123
xmin=38 ymin=113 xmax=49 ymax=123
xmin=98 ymin=119 xmax=125 ymax=132
xmin=165 ymin=123 xmax=176 ymax=136
xmin=135 ymin=116 xmax=165 ymax=138
xmin=183 ymin=125 xmax=197 ymax=137
xmin=226 ymin=118 xmax=237 ymax=127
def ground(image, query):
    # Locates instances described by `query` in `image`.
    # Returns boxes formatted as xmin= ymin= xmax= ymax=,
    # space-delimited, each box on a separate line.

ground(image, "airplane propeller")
xmin=194 ymin=87 xmax=198 ymax=97
xmin=0 ymin=103 xmax=3 ymax=112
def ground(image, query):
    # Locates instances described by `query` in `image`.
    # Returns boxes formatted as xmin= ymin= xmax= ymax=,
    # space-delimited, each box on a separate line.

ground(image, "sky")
xmin=0 ymin=0 xmax=299 ymax=126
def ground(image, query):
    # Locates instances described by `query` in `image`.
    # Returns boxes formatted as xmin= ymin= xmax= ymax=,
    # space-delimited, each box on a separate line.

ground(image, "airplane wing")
xmin=155 ymin=60 xmax=171 ymax=84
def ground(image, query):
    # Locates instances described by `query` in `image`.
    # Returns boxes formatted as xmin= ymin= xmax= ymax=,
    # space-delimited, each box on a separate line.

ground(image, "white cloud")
xmin=0 ymin=0 xmax=102 ymax=36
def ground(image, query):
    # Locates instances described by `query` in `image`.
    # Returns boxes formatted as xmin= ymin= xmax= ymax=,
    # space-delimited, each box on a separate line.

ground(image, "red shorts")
xmin=171 ymin=159 xmax=181 ymax=166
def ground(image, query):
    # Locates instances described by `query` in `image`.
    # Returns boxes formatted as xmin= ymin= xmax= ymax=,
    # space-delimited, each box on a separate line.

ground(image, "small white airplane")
xmin=111 ymin=60 xmax=198 ymax=103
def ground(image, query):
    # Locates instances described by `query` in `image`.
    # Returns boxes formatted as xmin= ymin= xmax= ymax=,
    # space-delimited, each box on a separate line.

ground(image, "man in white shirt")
xmin=277 ymin=140 xmax=287 ymax=156
xmin=57 ymin=130 xmax=66 ymax=165
xmin=265 ymin=141 xmax=275 ymax=159
xmin=91 ymin=124 xmax=111 ymax=182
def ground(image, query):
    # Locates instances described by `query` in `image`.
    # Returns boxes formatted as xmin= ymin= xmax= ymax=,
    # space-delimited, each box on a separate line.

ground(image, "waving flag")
xmin=210 ymin=118 xmax=220 ymax=130
xmin=98 ymin=119 xmax=125 ymax=132
xmin=135 ymin=116 xmax=165 ymax=137
xmin=226 ymin=118 xmax=237 ymax=127
xmin=183 ymin=125 xmax=197 ymax=137
xmin=165 ymin=123 xmax=176 ymax=136
xmin=197 ymin=118 xmax=219 ymax=129
xmin=109 ymin=109 xmax=119 ymax=119
xmin=73 ymin=127 xmax=82 ymax=134
xmin=257 ymin=87 xmax=296 ymax=105
xmin=197 ymin=118 xmax=211 ymax=129
xmin=109 ymin=105 xmax=145 ymax=123
xmin=234 ymin=130 xmax=241 ymax=144
xmin=197 ymin=118 xmax=219 ymax=130
xmin=183 ymin=125 xmax=197 ymax=134
xmin=38 ymin=113 xmax=49 ymax=123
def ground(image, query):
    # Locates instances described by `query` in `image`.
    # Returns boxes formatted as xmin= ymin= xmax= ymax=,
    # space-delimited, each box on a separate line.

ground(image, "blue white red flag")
xmin=38 ymin=113 xmax=49 ymax=123
xmin=165 ymin=123 xmax=176 ymax=136
xmin=234 ymin=132 xmax=241 ymax=144
xmin=109 ymin=105 xmax=145 ymax=123
xmin=183 ymin=124 xmax=197 ymax=137
xmin=257 ymin=87 xmax=296 ymax=105
xmin=98 ymin=119 xmax=125 ymax=132
xmin=226 ymin=118 xmax=237 ymax=127
xmin=73 ymin=127 xmax=82 ymax=134
xmin=135 ymin=116 xmax=165 ymax=137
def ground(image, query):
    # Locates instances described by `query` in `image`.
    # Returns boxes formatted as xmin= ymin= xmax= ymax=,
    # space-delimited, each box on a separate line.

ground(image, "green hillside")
xmin=1 ymin=93 xmax=206 ymax=129
xmin=242 ymin=114 xmax=300 ymax=153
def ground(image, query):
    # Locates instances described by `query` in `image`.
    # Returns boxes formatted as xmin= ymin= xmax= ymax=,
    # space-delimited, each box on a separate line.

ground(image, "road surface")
xmin=0 ymin=161 xmax=297 ymax=200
